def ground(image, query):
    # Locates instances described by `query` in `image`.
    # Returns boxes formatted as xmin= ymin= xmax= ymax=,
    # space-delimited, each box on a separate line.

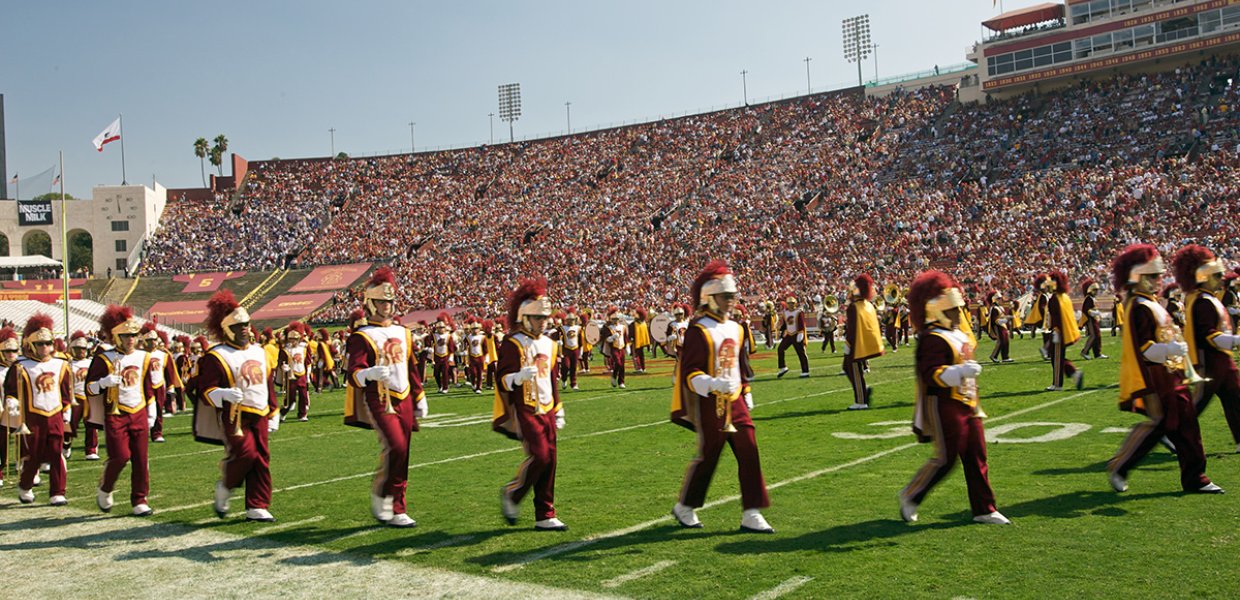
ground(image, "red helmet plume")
xmin=368 ymin=265 xmax=396 ymax=288
xmin=437 ymin=311 xmax=455 ymax=329
xmin=1162 ymin=283 xmax=1179 ymax=299
xmin=1171 ymin=244 xmax=1216 ymax=292
xmin=22 ymin=313 xmax=55 ymax=341
xmin=1079 ymin=279 xmax=1097 ymax=295
xmin=852 ymin=274 xmax=875 ymax=300
xmin=482 ymin=319 xmax=494 ymax=334
xmin=689 ymin=260 xmax=734 ymax=308
xmin=205 ymin=289 xmax=241 ymax=342
xmin=157 ymin=330 xmax=170 ymax=345
xmin=1047 ymin=271 xmax=1069 ymax=293
xmin=506 ymin=277 xmax=549 ymax=331
xmin=635 ymin=306 xmax=648 ymax=319
xmin=0 ymin=327 xmax=16 ymax=344
xmin=193 ymin=335 xmax=209 ymax=349
xmin=349 ymin=309 xmax=366 ymax=328
xmin=139 ymin=322 xmax=156 ymax=336
xmin=99 ymin=305 xmax=135 ymax=341
xmin=70 ymin=330 xmax=88 ymax=342
xmin=1112 ymin=244 xmax=1160 ymax=291
xmin=907 ymin=271 xmax=959 ymax=328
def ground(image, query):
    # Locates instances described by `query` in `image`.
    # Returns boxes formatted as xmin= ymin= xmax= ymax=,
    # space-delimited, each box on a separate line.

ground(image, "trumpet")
xmin=108 ymin=357 xmax=122 ymax=416
xmin=377 ymin=355 xmax=396 ymax=415
xmin=1158 ymin=323 xmax=1210 ymax=386
xmin=229 ymin=401 xmax=244 ymax=437
xmin=960 ymin=341 xmax=986 ymax=418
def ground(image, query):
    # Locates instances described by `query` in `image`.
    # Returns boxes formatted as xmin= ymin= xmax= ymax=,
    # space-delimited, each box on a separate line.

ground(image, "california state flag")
xmin=92 ymin=117 xmax=121 ymax=152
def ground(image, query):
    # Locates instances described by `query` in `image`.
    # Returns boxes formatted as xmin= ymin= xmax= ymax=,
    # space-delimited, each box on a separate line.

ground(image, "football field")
xmin=3 ymin=334 xmax=1240 ymax=599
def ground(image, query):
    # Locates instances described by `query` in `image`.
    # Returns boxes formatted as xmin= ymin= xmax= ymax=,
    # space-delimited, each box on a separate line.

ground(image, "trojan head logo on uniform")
xmin=383 ymin=338 xmax=405 ymax=365
xmin=150 ymin=356 xmax=162 ymax=374
xmin=718 ymin=338 xmax=738 ymax=374
xmin=240 ymin=360 xmax=265 ymax=388
xmin=75 ymin=367 xmax=89 ymax=382
xmin=534 ymin=353 xmax=550 ymax=378
xmin=36 ymin=371 xmax=57 ymax=393
xmin=121 ymin=365 xmax=142 ymax=387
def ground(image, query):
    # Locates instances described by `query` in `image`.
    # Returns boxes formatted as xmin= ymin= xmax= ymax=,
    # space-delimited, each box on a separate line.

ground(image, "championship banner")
xmin=251 ymin=293 xmax=335 ymax=321
xmin=0 ymin=290 xmax=82 ymax=301
xmin=1 ymin=278 xmax=86 ymax=291
xmin=148 ymin=300 xmax=211 ymax=324
xmin=17 ymin=199 xmax=53 ymax=225
xmin=287 ymin=262 xmax=372 ymax=292
xmin=172 ymin=271 xmax=246 ymax=294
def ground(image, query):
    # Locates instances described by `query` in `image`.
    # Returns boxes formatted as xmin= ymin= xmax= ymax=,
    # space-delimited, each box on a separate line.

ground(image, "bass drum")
xmin=584 ymin=321 xmax=604 ymax=346
xmin=650 ymin=313 xmax=673 ymax=344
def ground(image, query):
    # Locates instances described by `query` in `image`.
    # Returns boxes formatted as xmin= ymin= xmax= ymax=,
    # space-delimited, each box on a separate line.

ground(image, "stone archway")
xmin=22 ymin=229 xmax=51 ymax=258
xmin=67 ymin=229 xmax=93 ymax=274
xmin=0 ymin=232 xmax=9 ymax=257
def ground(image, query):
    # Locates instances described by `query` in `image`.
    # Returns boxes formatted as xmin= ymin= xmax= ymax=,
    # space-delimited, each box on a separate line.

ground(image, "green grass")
xmin=20 ymin=334 xmax=1240 ymax=598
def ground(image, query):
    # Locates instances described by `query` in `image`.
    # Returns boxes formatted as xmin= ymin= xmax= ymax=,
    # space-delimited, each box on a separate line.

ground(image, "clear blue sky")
xmin=1 ymin=0 xmax=1020 ymax=198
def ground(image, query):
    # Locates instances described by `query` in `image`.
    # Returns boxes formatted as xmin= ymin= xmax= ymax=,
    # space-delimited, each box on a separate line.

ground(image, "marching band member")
xmin=318 ymin=328 xmax=340 ymax=391
xmin=140 ymin=324 xmax=181 ymax=443
xmin=67 ymin=332 xmax=94 ymax=459
xmin=1223 ymin=271 xmax=1240 ymax=324
xmin=87 ymin=305 xmax=156 ymax=516
xmin=279 ymin=322 xmax=312 ymax=421
xmin=899 ymin=271 xmax=1010 ymax=525
xmin=667 ymin=304 xmax=690 ymax=357
xmin=734 ymin=303 xmax=758 ymax=382
xmin=761 ymin=300 xmax=778 ymax=350
xmin=453 ymin=321 xmax=469 ymax=387
xmin=1111 ymin=291 xmax=1125 ymax=337
xmin=670 ymin=261 xmax=772 ymax=533
xmin=776 ymin=295 xmax=810 ymax=378
xmin=819 ymin=295 xmax=839 ymax=353
xmin=199 ymin=289 xmax=279 ymax=522
xmin=844 ymin=274 xmax=884 ymax=410
xmin=629 ymin=307 xmax=651 ymax=374
xmin=432 ymin=313 xmax=455 ymax=394
xmin=1078 ymin=280 xmax=1107 ymax=360
xmin=1107 ymin=244 xmax=1222 ymax=494
xmin=493 ymin=277 xmax=567 ymax=531
xmin=579 ymin=308 xmax=594 ymax=373
xmin=483 ymin=319 xmax=499 ymax=390
xmin=985 ymin=291 xmax=1013 ymax=363
xmin=1164 ymin=284 xmax=1186 ymax=328
xmin=1045 ymin=271 xmax=1083 ymax=391
xmin=410 ymin=319 xmax=430 ymax=385
xmin=897 ymin=295 xmax=912 ymax=347
xmin=1173 ymin=244 xmax=1240 ymax=452
xmin=5 ymin=314 xmax=72 ymax=506
xmin=467 ymin=318 xmax=487 ymax=394
xmin=0 ymin=328 xmax=17 ymax=487
xmin=1026 ymin=274 xmax=1051 ymax=360
xmin=605 ymin=307 xmax=627 ymax=389
xmin=347 ymin=266 xmax=426 ymax=528
xmin=560 ymin=309 xmax=582 ymax=390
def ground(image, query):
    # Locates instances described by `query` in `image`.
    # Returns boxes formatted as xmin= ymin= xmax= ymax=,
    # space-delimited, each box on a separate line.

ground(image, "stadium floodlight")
xmin=842 ymin=14 xmax=872 ymax=87
xmin=497 ymin=83 xmax=522 ymax=143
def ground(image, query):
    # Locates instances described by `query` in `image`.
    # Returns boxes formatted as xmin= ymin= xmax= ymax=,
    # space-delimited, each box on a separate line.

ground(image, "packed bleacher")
xmin=138 ymin=54 xmax=1240 ymax=321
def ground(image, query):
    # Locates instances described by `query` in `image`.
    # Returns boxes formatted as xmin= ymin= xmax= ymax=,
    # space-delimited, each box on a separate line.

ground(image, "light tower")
xmin=497 ymin=83 xmax=522 ymax=143
xmin=842 ymin=14 xmax=872 ymax=87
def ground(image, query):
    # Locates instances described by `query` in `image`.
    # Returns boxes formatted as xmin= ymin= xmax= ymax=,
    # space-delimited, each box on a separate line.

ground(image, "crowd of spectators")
xmin=138 ymin=55 xmax=1240 ymax=322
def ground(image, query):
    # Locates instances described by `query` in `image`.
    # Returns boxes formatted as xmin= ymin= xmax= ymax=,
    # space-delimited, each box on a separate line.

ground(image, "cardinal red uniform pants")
xmin=1082 ymin=321 xmax=1103 ymax=358
xmin=20 ymin=412 xmax=66 ymax=497
xmin=989 ymin=328 xmax=1010 ymax=362
xmin=84 ymin=422 xmax=102 ymax=455
xmin=777 ymin=335 xmax=809 ymax=373
xmin=1110 ymin=389 xmax=1211 ymax=491
xmin=504 ymin=410 xmax=558 ymax=520
xmin=610 ymin=348 xmax=626 ymax=385
xmin=844 ymin=354 xmax=868 ymax=405
xmin=469 ymin=356 xmax=485 ymax=391
xmin=150 ymin=386 xmax=167 ymax=440
xmin=100 ymin=410 xmax=150 ymax=506
xmin=1051 ymin=339 xmax=1077 ymax=388
xmin=1196 ymin=362 xmax=1240 ymax=445
xmin=902 ymin=397 xmax=996 ymax=516
xmin=678 ymin=401 xmax=769 ymax=510
xmin=368 ymin=395 xmax=416 ymax=514
xmin=433 ymin=356 xmax=451 ymax=392
xmin=222 ymin=411 xmax=272 ymax=510
xmin=286 ymin=379 xmax=309 ymax=419
xmin=632 ymin=346 xmax=646 ymax=372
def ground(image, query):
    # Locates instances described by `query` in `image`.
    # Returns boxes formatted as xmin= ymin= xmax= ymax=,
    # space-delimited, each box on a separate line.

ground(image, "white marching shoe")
xmin=18 ymin=487 xmax=35 ymax=504
xmin=245 ymin=508 xmax=276 ymax=522
xmin=500 ymin=487 xmax=519 ymax=525
xmin=672 ymin=502 xmax=702 ymax=528
xmin=776 ymin=367 xmax=790 ymax=378
xmin=534 ymin=517 xmax=568 ymax=531
xmin=62 ymin=447 xmax=72 ymax=460
xmin=40 ymin=462 xmax=51 ymax=473
xmin=371 ymin=493 xmax=394 ymax=523
xmin=97 ymin=488 xmax=114 ymax=512
xmin=133 ymin=503 xmax=154 ymax=517
xmin=1196 ymin=482 xmax=1225 ymax=494
xmin=32 ymin=473 xmax=42 ymax=486
xmin=214 ymin=480 xmax=232 ymax=518
xmin=740 ymin=509 xmax=774 ymax=533
xmin=1109 ymin=471 xmax=1128 ymax=493
xmin=388 ymin=513 xmax=417 ymax=528
xmin=972 ymin=511 xmax=1011 ymax=525
xmin=85 ymin=453 xmax=100 ymax=461
xmin=50 ymin=495 xmax=68 ymax=506
xmin=847 ymin=403 xmax=870 ymax=410
xmin=899 ymin=493 xmax=919 ymax=523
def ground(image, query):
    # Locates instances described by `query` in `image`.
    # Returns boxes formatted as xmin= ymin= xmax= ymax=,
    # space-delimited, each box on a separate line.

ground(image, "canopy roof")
xmin=984 ymin=2 xmax=1065 ymax=32
xmin=0 ymin=255 xmax=63 ymax=269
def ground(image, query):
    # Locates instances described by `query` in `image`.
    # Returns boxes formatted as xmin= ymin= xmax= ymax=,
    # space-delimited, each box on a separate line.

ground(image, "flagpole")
xmin=119 ymin=113 xmax=128 ymax=185
xmin=60 ymin=150 xmax=70 ymax=336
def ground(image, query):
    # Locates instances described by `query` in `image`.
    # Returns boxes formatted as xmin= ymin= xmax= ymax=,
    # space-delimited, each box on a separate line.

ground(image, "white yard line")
xmin=749 ymin=576 xmax=815 ymax=600
xmin=600 ymin=560 xmax=678 ymax=588
xmin=492 ymin=387 xmax=1108 ymax=572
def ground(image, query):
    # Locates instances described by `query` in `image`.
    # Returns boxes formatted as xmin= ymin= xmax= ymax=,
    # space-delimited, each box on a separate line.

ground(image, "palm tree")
xmin=193 ymin=137 xmax=209 ymax=187
xmin=210 ymin=134 xmax=229 ymax=177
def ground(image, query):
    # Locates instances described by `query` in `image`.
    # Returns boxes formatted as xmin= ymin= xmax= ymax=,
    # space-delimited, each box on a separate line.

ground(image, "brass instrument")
xmin=960 ymin=341 xmax=985 ymax=418
xmin=377 ymin=354 xmax=396 ymax=415
xmin=1158 ymin=322 xmax=1209 ymax=386
xmin=883 ymin=283 xmax=902 ymax=306
xmin=108 ymin=355 xmax=122 ymax=416
xmin=824 ymin=296 xmax=838 ymax=311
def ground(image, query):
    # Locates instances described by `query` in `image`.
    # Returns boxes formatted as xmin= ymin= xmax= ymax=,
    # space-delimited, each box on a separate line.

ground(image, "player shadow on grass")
xmin=0 ymin=511 xmax=112 ymax=533
xmin=714 ymin=518 xmax=968 ymax=555
xmin=1030 ymin=453 xmax=1178 ymax=476
xmin=754 ymin=401 xmax=915 ymax=421
xmin=1000 ymin=489 xmax=1179 ymax=519
xmin=464 ymin=524 xmax=744 ymax=568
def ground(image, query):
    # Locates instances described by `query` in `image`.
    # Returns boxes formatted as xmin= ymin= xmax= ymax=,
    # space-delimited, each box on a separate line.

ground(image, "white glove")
xmin=744 ymin=392 xmax=754 ymax=410
xmin=268 ymin=411 xmax=281 ymax=432
xmin=707 ymin=376 xmax=740 ymax=396
xmin=147 ymin=403 xmax=157 ymax=429
xmin=206 ymin=387 xmax=244 ymax=408
xmin=841 ymin=342 xmax=850 ymax=355
xmin=796 ymin=333 xmax=804 ymax=343
xmin=1214 ymin=333 xmax=1240 ymax=351
xmin=5 ymin=397 xmax=18 ymax=418
xmin=605 ymin=335 xmax=615 ymax=344
xmin=555 ymin=408 xmax=565 ymax=430
xmin=1229 ymin=307 xmax=1240 ymax=316
xmin=358 ymin=365 xmax=391 ymax=382
xmin=98 ymin=374 xmax=123 ymax=389
xmin=282 ymin=364 xmax=290 ymax=373
xmin=512 ymin=365 xmax=539 ymax=386
xmin=1052 ymin=330 xmax=1061 ymax=344
xmin=1143 ymin=341 xmax=1188 ymax=364
xmin=939 ymin=361 xmax=982 ymax=388
xmin=414 ymin=397 xmax=428 ymax=419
